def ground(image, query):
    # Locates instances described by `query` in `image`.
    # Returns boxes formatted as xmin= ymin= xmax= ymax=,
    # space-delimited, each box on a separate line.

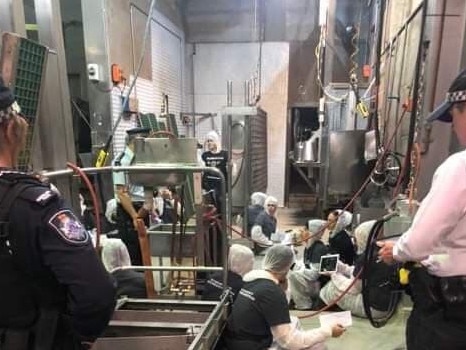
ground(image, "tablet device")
xmin=319 ymin=254 xmax=339 ymax=273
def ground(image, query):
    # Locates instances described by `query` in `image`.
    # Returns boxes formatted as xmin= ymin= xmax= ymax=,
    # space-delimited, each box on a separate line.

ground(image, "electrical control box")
xmin=87 ymin=63 xmax=101 ymax=82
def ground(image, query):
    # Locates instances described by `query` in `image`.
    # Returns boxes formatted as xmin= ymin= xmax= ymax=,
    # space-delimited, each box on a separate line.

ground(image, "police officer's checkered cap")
xmin=446 ymin=69 xmax=466 ymax=102
xmin=446 ymin=90 xmax=466 ymax=103
xmin=427 ymin=69 xmax=466 ymax=122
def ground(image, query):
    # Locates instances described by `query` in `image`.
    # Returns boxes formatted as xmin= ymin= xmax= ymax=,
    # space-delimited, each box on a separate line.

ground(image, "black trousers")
xmin=406 ymin=268 xmax=466 ymax=350
xmin=116 ymin=203 xmax=144 ymax=266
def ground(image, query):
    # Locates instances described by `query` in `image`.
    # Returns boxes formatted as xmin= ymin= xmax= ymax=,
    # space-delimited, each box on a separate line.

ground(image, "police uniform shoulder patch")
xmin=20 ymin=185 xmax=58 ymax=206
xmin=48 ymin=210 xmax=89 ymax=244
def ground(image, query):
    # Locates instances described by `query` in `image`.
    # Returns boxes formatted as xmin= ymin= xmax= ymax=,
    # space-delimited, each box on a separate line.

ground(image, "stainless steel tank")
xmin=130 ymin=137 xmax=199 ymax=186
xmin=327 ymin=130 xmax=369 ymax=196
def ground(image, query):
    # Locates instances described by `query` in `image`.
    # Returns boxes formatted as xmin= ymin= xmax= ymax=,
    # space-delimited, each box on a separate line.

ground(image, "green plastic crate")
xmin=13 ymin=37 xmax=47 ymax=171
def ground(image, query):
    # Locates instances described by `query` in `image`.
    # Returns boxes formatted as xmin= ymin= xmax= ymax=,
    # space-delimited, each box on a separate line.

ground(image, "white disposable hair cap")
xmin=228 ymin=244 xmax=255 ymax=277
xmin=264 ymin=196 xmax=278 ymax=207
xmin=101 ymin=238 xmax=132 ymax=272
xmin=307 ymin=219 xmax=327 ymax=237
xmin=250 ymin=192 xmax=267 ymax=207
xmin=262 ymin=244 xmax=295 ymax=274
xmin=105 ymin=198 xmax=118 ymax=224
xmin=354 ymin=220 xmax=376 ymax=255
xmin=333 ymin=209 xmax=353 ymax=233
xmin=206 ymin=130 xmax=220 ymax=144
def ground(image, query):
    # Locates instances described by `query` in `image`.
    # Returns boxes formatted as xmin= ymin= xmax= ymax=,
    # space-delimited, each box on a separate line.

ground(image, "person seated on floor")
xmin=319 ymin=220 xmax=395 ymax=318
xmin=251 ymin=196 xmax=279 ymax=247
xmin=101 ymin=238 xmax=147 ymax=299
xmin=154 ymin=186 xmax=180 ymax=224
xmin=247 ymin=192 xmax=268 ymax=236
xmin=202 ymin=244 xmax=254 ymax=302
xmin=288 ymin=219 xmax=330 ymax=310
xmin=223 ymin=245 xmax=345 ymax=350
xmin=325 ymin=209 xmax=356 ymax=265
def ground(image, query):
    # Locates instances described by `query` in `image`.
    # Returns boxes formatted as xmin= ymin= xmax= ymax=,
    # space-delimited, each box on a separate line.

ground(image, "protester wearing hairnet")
xmin=223 ymin=245 xmax=345 ymax=350
xmin=201 ymin=130 xmax=229 ymax=210
xmin=202 ymin=244 xmax=254 ymax=301
xmin=251 ymin=196 xmax=279 ymax=247
xmin=105 ymin=198 xmax=118 ymax=225
xmin=246 ymin=192 xmax=268 ymax=236
xmin=319 ymin=221 xmax=392 ymax=318
xmin=289 ymin=219 xmax=330 ymax=310
xmin=326 ymin=209 xmax=355 ymax=265
xmin=102 ymin=239 xmax=147 ymax=299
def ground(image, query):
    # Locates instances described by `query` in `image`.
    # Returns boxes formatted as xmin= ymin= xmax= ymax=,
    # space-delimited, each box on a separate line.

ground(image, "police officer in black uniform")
xmin=0 ymin=78 xmax=116 ymax=349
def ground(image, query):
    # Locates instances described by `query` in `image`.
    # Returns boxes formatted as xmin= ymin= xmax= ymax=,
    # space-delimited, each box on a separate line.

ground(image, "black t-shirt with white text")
xmin=201 ymin=150 xmax=228 ymax=190
xmin=224 ymin=278 xmax=290 ymax=349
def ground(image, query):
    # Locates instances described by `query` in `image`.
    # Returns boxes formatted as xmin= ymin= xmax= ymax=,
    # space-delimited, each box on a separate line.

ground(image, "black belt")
xmin=409 ymin=267 xmax=466 ymax=308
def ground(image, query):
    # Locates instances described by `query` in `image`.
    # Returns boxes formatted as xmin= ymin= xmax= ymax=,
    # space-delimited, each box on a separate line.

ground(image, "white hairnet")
xmin=105 ymin=198 xmax=117 ymax=224
xmin=228 ymin=244 xmax=255 ymax=276
xmin=101 ymin=238 xmax=132 ymax=272
xmin=307 ymin=219 xmax=327 ymax=237
xmin=264 ymin=196 xmax=278 ymax=207
xmin=333 ymin=209 xmax=353 ymax=233
xmin=206 ymin=130 xmax=220 ymax=144
xmin=354 ymin=220 xmax=376 ymax=255
xmin=262 ymin=245 xmax=295 ymax=274
xmin=250 ymin=192 xmax=267 ymax=207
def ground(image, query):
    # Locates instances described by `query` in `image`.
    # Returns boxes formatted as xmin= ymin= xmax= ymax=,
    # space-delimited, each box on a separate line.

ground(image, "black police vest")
xmin=0 ymin=173 xmax=57 ymax=329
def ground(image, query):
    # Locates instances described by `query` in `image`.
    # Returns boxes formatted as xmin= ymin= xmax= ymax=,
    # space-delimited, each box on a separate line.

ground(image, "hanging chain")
xmin=406 ymin=41 xmax=429 ymax=199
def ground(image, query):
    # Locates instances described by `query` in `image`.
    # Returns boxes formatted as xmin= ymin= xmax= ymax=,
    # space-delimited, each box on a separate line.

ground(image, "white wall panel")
xmin=110 ymin=8 xmax=187 ymax=158
xmin=193 ymin=42 xmax=289 ymax=204
xmin=151 ymin=17 xmax=186 ymax=135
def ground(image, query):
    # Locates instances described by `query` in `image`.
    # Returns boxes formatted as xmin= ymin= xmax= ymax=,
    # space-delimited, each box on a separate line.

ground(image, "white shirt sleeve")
xmin=251 ymin=225 xmax=273 ymax=247
xmin=394 ymin=154 xmax=466 ymax=262
xmin=271 ymin=323 xmax=332 ymax=350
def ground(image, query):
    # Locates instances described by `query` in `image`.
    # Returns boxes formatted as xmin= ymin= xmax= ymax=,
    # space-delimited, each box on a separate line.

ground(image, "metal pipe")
xmin=112 ymin=266 xmax=223 ymax=272
xmin=393 ymin=27 xmax=409 ymax=152
xmin=244 ymin=80 xmax=249 ymax=106
xmin=402 ymin=1 xmax=428 ymax=191
xmin=428 ymin=0 xmax=447 ymax=113
xmin=227 ymin=80 xmax=233 ymax=106
xmin=191 ymin=44 xmax=197 ymax=138
xmin=373 ymin=0 xmax=386 ymax=153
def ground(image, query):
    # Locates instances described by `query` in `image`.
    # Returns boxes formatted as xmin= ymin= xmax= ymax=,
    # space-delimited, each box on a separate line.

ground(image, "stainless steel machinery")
xmin=45 ymin=161 xmax=229 ymax=350
xmin=221 ymin=106 xmax=268 ymax=235
xmin=94 ymin=295 xmax=229 ymax=350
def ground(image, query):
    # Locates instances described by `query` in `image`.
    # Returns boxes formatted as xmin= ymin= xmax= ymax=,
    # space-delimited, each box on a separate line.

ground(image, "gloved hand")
xmin=336 ymin=260 xmax=353 ymax=277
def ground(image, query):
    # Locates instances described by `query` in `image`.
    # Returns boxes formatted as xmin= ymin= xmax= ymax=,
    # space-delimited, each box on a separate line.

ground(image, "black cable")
xmin=362 ymin=217 xmax=403 ymax=328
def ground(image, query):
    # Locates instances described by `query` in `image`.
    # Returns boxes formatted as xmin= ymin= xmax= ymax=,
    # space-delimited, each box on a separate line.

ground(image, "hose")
xmin=362 ymin=217 xmax=403 ymax=327
xmin=66 ymin=162 xmax=102 ymax=251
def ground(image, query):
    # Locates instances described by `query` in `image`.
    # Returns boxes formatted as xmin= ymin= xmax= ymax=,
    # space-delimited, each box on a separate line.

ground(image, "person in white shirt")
xmin=378 ymin=69 xmax=466 ymax=350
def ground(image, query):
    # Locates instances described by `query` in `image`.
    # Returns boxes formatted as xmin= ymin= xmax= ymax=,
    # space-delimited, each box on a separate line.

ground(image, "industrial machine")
xmin=45 ymin=160 xmax=229 ymax=350
xmin=221 ymin=106 xmax=268 ymax=235
xmin=94 ymin=295 xmax=229 ymax=350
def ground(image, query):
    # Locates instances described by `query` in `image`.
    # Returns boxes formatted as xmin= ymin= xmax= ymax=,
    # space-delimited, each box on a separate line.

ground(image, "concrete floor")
xmin=236 ymin=207 xmax=410 ymax=350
